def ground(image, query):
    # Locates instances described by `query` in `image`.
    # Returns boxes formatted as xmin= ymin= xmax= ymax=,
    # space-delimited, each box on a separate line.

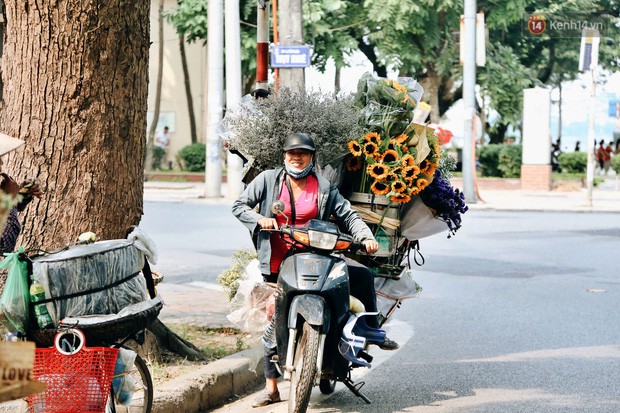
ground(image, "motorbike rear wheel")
xmin=288 ymin=322 xmax=320 ymax=413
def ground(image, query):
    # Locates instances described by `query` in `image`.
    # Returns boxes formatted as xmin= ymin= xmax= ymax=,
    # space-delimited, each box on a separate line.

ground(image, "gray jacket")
xmin=232 ymin=167 xmax=375 ymax=274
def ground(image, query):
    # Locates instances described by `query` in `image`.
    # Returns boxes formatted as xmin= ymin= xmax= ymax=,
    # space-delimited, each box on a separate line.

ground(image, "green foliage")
xmin=477 ymin=144 xmax=503 ymax=177
xmin=557 ymin=151 xmax=587 ymax=173
xmin=165 ymin=0 xmax=257 ymax=89
xmin=498 ymin=144 xmax=522 ymax=178
xmin=479 ymin=44 xmax=538 ymax=136
xmin=151 ymin=146 xmax=167 ymax=170
xmin=227 ymin=88 xmax=364 ymax=168
xmin=218 ymin=249 xmax=258 ymax=302
xmin=610 ymin=154 xmax=620 ymax=174
xmin=478 ymin=144 xmax=523 ymax=177
xmin=178 ymin=143 xmax=206 ymax=172
xmin=163 ymin=0 xmax=207 ymax=42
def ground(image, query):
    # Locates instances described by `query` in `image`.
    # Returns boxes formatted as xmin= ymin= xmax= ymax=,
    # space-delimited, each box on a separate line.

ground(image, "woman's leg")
xmin=345 ymin=258 xmax=379 ymax=328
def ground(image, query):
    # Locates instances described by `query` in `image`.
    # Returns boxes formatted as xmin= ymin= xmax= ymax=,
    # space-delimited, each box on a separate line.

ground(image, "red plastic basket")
xmin=28 ymin=335 xmax=119 ymax=413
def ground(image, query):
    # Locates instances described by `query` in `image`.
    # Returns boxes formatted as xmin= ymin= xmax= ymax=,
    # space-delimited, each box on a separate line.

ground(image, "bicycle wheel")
xmin=108 ymin=353 xmax=153 ymax=413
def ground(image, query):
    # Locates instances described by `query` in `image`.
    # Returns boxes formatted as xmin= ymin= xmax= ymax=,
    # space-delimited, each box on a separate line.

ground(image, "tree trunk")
xmin=422 ymin=68 xmax=441 ymax=123
xmin=179 ymin=35 xmax=197 ymax=144
xmin=334 ymin=65 xmax=341 ymax=94
xmin=0 ymin=0 xmax=149 ymax=250
xmin=146 ymin=0 xmax=165 ymax=170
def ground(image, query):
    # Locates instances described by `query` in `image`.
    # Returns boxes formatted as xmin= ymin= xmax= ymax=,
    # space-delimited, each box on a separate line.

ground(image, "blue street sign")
xmin=609 ymin=94 xmax=618 ymax=117
xmin=271 ymin=45 xmax=312 ymax=68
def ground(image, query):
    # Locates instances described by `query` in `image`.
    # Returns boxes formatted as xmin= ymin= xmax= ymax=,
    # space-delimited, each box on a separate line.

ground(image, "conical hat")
xmin=0 ymin=133 xmax=25 ymax=156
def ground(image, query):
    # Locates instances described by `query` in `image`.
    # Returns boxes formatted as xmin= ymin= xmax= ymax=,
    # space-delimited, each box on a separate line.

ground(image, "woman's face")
xmin=284 ymin=149 xmax=313 ymax=171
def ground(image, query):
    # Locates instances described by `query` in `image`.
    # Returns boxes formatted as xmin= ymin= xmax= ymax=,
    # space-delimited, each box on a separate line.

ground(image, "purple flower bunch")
xmin=419 ymin=170 xmax=468 ymax=237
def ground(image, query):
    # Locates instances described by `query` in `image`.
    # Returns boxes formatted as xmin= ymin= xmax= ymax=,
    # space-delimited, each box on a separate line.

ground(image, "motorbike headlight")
xmin=308 ymin=230 xmax=338 ymax=250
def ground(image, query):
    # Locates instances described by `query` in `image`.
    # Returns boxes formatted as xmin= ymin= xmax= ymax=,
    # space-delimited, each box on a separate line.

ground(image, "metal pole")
xmin=586 ymin=68 xmax=596 ymax=206
xmin=462 ymin=0 xmax=477 ymax=203
xmin=225 ymin=0 xmax=244 ymax=199
xmin=256 ymin=0 xmax=270 ymax=91
xmin=206 ymin=0 xmax=224 ymax=198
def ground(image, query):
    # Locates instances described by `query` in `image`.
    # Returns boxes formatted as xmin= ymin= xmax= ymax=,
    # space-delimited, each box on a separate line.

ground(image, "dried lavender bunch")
xmin=227 ymin=88 xmax=364 ymax=168
xmin=419 ymin=170 xmax=468 ymax=237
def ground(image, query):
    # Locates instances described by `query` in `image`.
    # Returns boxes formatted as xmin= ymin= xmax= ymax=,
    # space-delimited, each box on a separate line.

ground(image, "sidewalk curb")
xmin=152 ymin=348 xmax=264 ymax=413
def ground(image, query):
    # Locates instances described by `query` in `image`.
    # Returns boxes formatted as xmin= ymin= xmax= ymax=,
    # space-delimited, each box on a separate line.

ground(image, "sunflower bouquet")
xmin=345 ymin=127 xmax=441 ymax=205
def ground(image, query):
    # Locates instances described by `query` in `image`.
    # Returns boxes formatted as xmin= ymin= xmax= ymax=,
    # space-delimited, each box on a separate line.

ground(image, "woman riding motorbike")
xmin=232 ymin=132 xmax=398 ymax=408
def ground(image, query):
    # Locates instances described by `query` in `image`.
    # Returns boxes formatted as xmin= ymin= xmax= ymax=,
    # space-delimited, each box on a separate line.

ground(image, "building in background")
xmin=148 ymin=0 xmax=207 ymax=168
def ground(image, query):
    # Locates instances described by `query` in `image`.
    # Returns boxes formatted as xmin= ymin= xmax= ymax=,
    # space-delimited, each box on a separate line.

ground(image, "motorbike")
xmin=266 ymin=201 xmax=390 ymax=413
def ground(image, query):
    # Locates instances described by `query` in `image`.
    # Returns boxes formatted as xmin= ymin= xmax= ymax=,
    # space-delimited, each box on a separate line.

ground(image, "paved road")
xmin=208 ymin=210 xmax=620 ymax=413
xmin=139 ymin=201 xmax=253 ymax=326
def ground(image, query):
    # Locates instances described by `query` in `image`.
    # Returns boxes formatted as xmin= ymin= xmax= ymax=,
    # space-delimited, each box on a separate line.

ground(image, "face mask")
xmin=285 ymin=160 xmax=314 ymax=179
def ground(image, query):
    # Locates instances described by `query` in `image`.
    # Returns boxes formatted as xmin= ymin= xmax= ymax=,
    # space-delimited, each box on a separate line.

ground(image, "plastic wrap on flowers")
xmin=226 ymin=259 xmax=276 ymax=336
xmin=355 ymin=72 xmax=424 ymax=137
xmin=374 ymin=268 xmax=421 ymax=320
xmin=399 ymin=195 xmax=449 ymax=240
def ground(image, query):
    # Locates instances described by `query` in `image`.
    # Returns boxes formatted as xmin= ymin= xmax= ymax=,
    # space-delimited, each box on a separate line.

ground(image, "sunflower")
xmin=363 ymin=142 xmax=379 ymax=158
xmin=416 ymin=178 xmax=429 ymax=190
xmin=401 ymin=154 xmax=415 ymax=168
xmin=402 ymin=166 xmax=420 ymax=181
xmin=371 ymin=181 xmax=390 ymax=196
xmin=364 ymin=132 xmax=382 ymax=145
xmin=391 ymin=180 xmax=407 ymax=193
xmin=387 ymin=139 xmax=397 ymax=151
xmin=419 ymin=159 xmax=431 ymax=174
xmin=395 ymin=133 xmax=409 ymax=144
xmin=382 ymin=150 xmax=399 ymax=164
xmin=390 ymin=80 xmax=408 ymax=93
xmin=346 ymin=156 xmax=362 ymax=172
xmin=390 ymin=193 xmax=411 ymax=203
xmin=426 ymin=162 xmax=438 ymax=177
xmin=384 ymin=172 xmax=399 ymax=183
xmin=348 ymin=140 xmax=362 ymax=157
xmin=366 ymin=163 xmax=389 ymax=181
xmin=409 ymin=187 xmax=421 ymax=196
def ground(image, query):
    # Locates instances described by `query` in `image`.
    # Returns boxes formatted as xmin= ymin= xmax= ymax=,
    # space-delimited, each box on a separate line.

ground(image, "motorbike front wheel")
xmin=288 ymin=322 xmax=320 ymax=413
xmin=319 ymin=379 xmax=336 ymax=394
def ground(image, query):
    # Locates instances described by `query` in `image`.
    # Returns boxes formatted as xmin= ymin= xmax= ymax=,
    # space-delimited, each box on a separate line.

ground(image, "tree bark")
xmin=179 ymin=35 xmax=197 ymax=144
xmin=0 ymin=0 xmax=149 ymax=250
xmin=146 ymin=0 xmax=165 ymax=170
xmin=334 ymin=65 xmax=341 ymax=94
xmin=421 ymin=68 xmax=441 ymax=123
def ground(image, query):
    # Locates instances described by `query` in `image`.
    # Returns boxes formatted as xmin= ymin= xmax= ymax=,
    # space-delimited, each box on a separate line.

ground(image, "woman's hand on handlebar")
xmin=363 ymin=239 xmax=379 ymax=254
xmin=258 ymin=217 xmax=279 ymax=230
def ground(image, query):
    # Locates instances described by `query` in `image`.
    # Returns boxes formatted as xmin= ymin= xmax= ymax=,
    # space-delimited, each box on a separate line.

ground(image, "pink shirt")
xmin=270 ymin=175 xmax=319 ymax=273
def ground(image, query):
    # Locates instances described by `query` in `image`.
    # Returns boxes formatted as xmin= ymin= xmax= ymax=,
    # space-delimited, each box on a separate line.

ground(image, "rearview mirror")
xmin=271 ymin=201 xmax=285 ymax=215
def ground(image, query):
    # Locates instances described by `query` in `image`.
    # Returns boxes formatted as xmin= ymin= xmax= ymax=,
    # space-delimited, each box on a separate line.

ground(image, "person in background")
xmin=155 ymin=126 xmax=171 ymax=170
xmin=551 ymin=139 xmax=561 ymax=172
xmin=232 ymin=132 xmax=399 ymax=408
xmin=0 ymin=133 xmax=43 ymax=254
xmin=574 ymin=141 xmax=581 ymax=152
xmin=596 ymin=139 xmax=606 ymax=175
xmin=603 ymin=141 xmax=613 ymax=175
